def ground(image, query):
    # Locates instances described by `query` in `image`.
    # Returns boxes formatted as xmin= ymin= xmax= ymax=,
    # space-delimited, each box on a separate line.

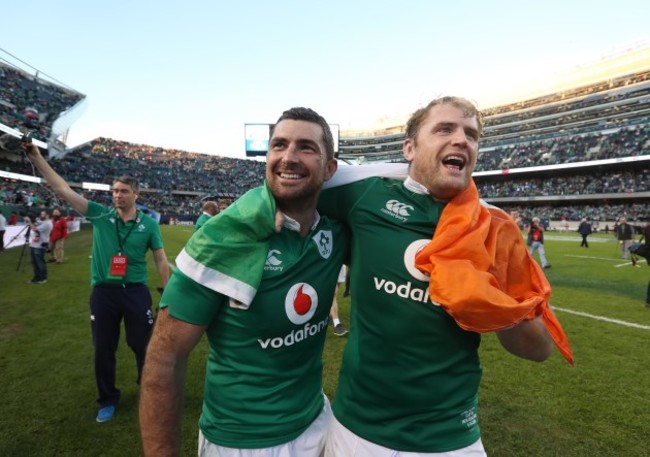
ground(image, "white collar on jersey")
xmin=282 ymin=211 xmax=321 ymax=233
xmin=404 ymin=176 xmax=430 ymax=195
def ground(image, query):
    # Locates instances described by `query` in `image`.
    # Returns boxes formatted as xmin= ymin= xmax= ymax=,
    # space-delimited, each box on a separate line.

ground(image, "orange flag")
xmin=415 ymin=180 xmax=574 ymax=364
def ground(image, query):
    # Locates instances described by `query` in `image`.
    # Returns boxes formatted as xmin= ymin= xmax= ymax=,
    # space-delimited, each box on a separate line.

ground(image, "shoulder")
xmin=140 ymin=213 xmax=161 ymax=230
xmin=87 ymin=201 xmax=110 ymax=218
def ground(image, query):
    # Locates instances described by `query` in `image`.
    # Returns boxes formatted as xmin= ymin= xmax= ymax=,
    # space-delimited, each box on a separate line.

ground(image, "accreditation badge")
xmin=109 ymin=254 xmax=128 ymax=277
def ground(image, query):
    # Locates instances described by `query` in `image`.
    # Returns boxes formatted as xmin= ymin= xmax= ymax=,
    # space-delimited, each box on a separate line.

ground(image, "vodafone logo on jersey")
xmin=257 ymin=282 xmax=327 ymax=350
xmin=285 ymin=282 xmax=318 ymax=325
xmin=403 ymin=239 xmax=430 ymax=282
xmin=372 ymin=238 xmax=439 ymax=305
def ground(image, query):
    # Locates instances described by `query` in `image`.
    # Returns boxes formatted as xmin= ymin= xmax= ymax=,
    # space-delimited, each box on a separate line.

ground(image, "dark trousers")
xmin=90 ymin=283 xmax=154 ymax=407
xmin=646 ymin=281 xmax=650 ymax=304
xmin=30 ymin=246 xmax=47 ymax=281
xmin=0 ymin=229 xmax=5 ymax=251
xmin=580 ymin=234 xmax=589 ymax=247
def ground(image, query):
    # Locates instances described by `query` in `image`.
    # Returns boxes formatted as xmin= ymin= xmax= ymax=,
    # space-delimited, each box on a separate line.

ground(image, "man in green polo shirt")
xmin=24 ymin=144 xmax=170 ymax=424
xmin=139 ymin=107 xmax=347 ymax=457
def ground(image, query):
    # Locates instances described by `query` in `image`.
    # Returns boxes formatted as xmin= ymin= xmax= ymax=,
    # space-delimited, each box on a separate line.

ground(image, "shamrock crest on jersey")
xmin=311 ymin=230 xmax=333 ymax=259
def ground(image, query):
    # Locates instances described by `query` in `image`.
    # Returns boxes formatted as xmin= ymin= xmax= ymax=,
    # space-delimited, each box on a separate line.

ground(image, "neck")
xmin=117 ymin=206 xmax=137 ymax=222
xmin=279 ymin=206 xmax=318 ymax=237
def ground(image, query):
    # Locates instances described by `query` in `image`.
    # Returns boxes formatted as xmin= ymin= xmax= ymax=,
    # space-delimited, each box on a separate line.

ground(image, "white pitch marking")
xmin=553 ymin=307 xmax=650 ymax=330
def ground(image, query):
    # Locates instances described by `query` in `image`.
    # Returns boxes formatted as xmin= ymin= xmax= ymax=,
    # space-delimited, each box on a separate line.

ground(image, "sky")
xmin=2 ymin=0 xmax=649 ymax=159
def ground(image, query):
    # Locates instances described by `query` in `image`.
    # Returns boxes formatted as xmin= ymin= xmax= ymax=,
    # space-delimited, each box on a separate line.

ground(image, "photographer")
xmin=0 ymin=210 xmax=6 ymax=252
xmin=527 ymin=216 xmax=551 ymax=269
xmin=25 ymin=210 xmax=52 ymax=284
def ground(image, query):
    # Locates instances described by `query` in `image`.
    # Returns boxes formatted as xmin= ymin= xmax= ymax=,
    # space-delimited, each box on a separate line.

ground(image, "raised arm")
xmin=496 ymin=315 xmax=554 ymax=362
xmin=23 ymin=143 xmax=89 ymax=216
xmin=139 ymin=308 xmax=206 ymax=457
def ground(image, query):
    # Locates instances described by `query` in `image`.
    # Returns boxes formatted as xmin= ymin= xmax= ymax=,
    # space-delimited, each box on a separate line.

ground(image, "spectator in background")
xmin=8 ymin=211 xmax=18 ymax=225
xmin=0 ymin=210 xmax=6 ymax=251
xmin=217 ymin=199 xmax=231 ymax=213
xmin=49 ymin=208 xmax=68 ymax=263
xmin=578 ymin=217 xmax=592 ymax=248
xmin=528 ymin=216 xmax=551 ymax=269
xmin=615 ymin=216 xmax=634 ymax=261
xmin=643 ymin=221 xmax=650 ymax=307
xmin=194 ymin=200 xmax=218 ymax=232
xmin=329 ymin=264 xmax=349 ymax=337
xmin=25 ymin=210 xmax=53 ymax=284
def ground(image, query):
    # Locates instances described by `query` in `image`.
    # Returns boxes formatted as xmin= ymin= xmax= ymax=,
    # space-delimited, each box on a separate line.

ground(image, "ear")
xmin=323 ymin=158 xmax=338 ymax=182
xmin=403 ymin=139 xmax=415 ymax=162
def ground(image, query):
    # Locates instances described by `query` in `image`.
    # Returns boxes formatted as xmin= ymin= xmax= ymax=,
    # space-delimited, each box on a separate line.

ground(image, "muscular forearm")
xmin=496 ymin=316 xmax=554 ymax=362
xmin=139 ymin=350 xmax=188 ymax=457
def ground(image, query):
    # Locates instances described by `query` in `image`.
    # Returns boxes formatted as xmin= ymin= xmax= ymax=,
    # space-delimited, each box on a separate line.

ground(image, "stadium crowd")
xmin=477 ymin=124 xmax=650 ymax=171
xmin=1 ymin=133 xmax=648 ymax=224
xmin=476 ymin=169 xmax=648 ymax=197
xmin=0 ymin=62 xmax=84 ymax=143
xmin=0 ymin=63 xmax=647 ymax=226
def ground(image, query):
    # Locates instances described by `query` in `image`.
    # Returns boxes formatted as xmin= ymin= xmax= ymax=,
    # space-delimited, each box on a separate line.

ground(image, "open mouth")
xmin=278 ymin=172 xmax=304 ymax=180
xmin=442 ymin=155 xmax=466 ymax=171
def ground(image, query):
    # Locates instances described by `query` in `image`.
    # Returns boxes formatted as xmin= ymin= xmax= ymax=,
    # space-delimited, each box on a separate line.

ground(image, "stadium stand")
xmin=0 ymin=60 xmax=85 ymax=144
xmin=335 ymin=46 xmax=650 ymax=228
xmin=1 ymin=45 xmax=649 ymax=228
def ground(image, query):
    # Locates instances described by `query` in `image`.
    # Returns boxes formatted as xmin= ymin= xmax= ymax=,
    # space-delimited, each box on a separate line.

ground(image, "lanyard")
xmin=115 ymin=212 xmax=139 ymax=254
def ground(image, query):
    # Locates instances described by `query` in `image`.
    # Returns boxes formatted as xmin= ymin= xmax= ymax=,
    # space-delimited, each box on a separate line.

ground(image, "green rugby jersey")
xmin=86 ymin=201 xmax=164 ymax=286
xmin=161 ymin=215 xmax=348 ymax=448
xmin=194 ymin=212 xmax=211 ymax=232
xmin=319 ymin=177 xmax=482 ymax=452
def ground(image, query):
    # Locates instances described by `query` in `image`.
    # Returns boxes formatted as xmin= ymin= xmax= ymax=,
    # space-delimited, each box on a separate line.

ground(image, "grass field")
xmin=1 ymin=225 xmax=649 ymax=456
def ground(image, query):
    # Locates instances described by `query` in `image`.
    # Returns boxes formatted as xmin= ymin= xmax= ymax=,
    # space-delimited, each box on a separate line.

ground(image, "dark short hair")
xmin=113 ymin=176 xmax=140 ymax=193
xmin=271 ymin=107 xmax=334 ymax=160
xmin=405 ymin=96 xmax=483 ymax=143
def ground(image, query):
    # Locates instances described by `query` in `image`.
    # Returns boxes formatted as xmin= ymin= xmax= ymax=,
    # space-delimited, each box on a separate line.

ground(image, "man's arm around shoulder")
xmin=139 ymin=308 xmax=206 ymax=457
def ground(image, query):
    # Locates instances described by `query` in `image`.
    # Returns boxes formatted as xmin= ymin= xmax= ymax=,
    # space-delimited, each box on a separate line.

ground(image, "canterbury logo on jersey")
xmin=265 ymin=249 xmax=283 ymax=271
xmin=380 ymin=199 xmax=413 ymax=222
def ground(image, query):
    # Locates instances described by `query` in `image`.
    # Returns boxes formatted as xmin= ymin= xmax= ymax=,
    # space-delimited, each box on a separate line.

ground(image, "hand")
xmin=22 ymin=142 xmax=41 ymax=160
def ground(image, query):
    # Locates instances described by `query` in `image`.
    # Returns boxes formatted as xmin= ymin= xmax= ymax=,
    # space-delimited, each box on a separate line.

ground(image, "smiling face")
xmin=265 ymin=119 xmax=337 ymax=214
xmin=403 ymin=102 xmax=480 ymax=201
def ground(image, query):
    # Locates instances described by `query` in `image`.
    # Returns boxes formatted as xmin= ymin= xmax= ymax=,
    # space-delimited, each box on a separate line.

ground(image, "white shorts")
xmin=325 ymin=415 xmax=486 ymax=457
xmin=337 ymin=265 xmax=347 ymax=284
xmin=198 ymin=395 xmax=332 ymax=457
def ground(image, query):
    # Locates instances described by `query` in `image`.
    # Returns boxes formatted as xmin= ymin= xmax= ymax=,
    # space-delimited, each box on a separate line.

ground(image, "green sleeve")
xmin=86 ymin=201 xmax=110 ymax=220
xmin=159 ymin=269 xmax=226 ymax=325
xmin=149 ymin=220 xmax=164 ymax=251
